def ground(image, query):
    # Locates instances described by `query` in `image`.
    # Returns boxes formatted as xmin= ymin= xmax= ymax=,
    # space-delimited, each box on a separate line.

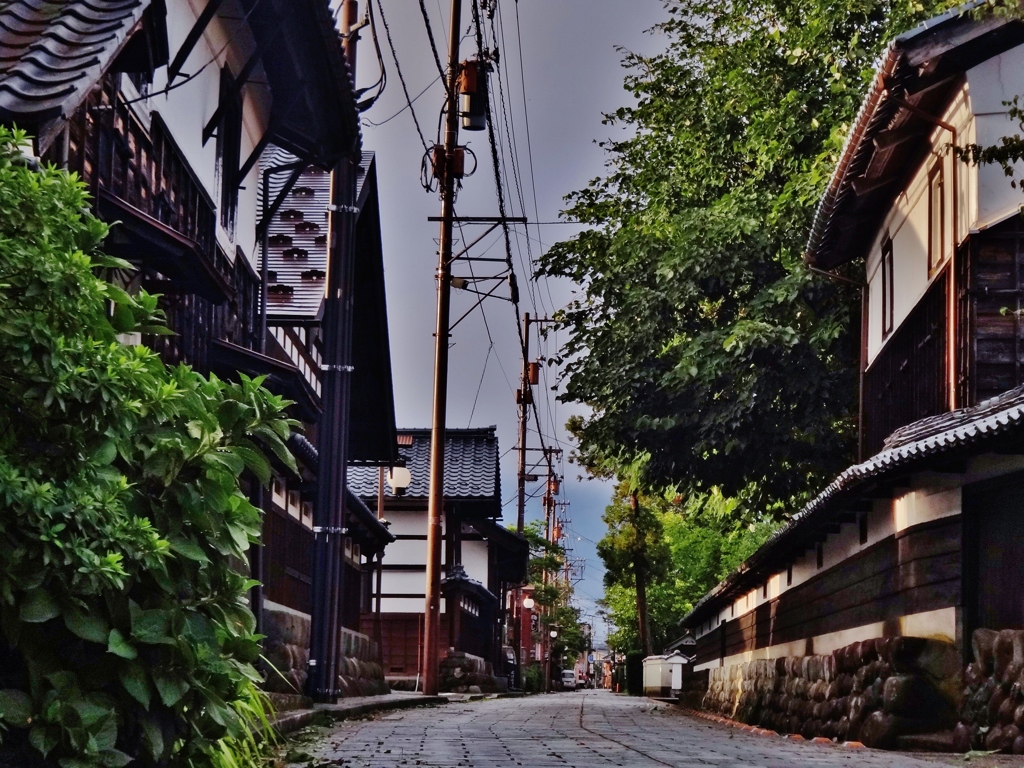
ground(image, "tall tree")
xmin=542 ymin=0 xmax=956 ymax=510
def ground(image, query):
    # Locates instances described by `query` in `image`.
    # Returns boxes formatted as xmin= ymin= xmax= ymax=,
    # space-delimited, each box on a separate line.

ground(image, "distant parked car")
xmin=560 ymin=670 xmax=578 ymax=690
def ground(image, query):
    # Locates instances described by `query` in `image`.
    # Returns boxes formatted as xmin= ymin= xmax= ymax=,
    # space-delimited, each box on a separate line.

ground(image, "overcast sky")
xmin=351 ymin=0 xmax=669 ymax=644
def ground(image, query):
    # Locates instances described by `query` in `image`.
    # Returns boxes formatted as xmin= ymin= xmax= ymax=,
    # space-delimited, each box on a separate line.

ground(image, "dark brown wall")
xmin=863 ymin=275 xmax=948 ymax=457
xmin=962 ymin=216 xmax=1024 ymax=405
xmin=693 ymin=516 xmax=961 ymax=666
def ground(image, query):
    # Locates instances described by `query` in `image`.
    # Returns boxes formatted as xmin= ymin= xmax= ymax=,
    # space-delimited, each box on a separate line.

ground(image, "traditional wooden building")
xmin=348 ymin=428 xmax=528 ymax=689
xmin=0 ymin=0 xmax=398 ymax=700
xmin=678 ymin=5 xmax=1024 ymax=750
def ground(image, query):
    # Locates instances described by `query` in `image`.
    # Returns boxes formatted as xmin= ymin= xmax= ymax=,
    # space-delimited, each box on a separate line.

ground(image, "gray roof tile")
xmin=0 ymin=0 xmax=150 ymax=124
xmin=347 ymin=427 xmax=500 ymax=502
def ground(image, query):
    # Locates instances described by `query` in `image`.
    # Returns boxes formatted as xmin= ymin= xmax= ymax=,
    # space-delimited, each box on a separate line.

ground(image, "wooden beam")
xmin=851 ymin=175 xmax=895 ymax=197
xmin=873 ymin=124 xmax=928 ymax=150
xmin=168 ymin=0 xmax=227 ymax=83
xmin=202 ymin=27 xmax=281 ymax=144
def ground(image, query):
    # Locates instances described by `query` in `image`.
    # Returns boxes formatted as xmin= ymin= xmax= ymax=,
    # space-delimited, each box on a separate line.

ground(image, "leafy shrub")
xmin=0 ymin=126 xmax=293 ymax=767
xmin=521 ymin=664 xmax=543 ymax=693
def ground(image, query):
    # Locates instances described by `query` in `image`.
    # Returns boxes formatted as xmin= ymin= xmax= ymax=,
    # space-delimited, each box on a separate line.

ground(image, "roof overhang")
xmin=348 ymin=156 xmax=399 ymax=466
xmin=241 ymin=0 xmax=360 ymax=166
xmin=680 ymin=384 xmax=1024 ymax=629
xmin=805 ymin=3 xmax=1024 ymax=270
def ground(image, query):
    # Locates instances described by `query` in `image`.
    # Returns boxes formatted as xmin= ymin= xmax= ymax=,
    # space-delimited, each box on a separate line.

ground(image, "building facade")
xmin=678 ymin=6 xmax=1024 ymax=751
xmin=348 ymin=428 xmax=528 ymax=690
xmin=0 ymin=0 xmax=398 ymax=701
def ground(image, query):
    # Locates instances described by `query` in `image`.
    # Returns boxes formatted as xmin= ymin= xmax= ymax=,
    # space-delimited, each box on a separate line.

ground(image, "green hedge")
xmin=0 ymin=127 xmax=293 ymax=767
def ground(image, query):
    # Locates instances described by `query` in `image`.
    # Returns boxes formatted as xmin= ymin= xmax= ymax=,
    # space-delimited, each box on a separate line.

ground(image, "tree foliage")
xmin=542 ymin=0 xmax=956 ymax=509
xmin=0 ymin=127 xmax=294 ymax=768
xmin=521 ymin=522 xmax=588 ymax=663
xmin=600 ymin=491 xmax=777 ymax=653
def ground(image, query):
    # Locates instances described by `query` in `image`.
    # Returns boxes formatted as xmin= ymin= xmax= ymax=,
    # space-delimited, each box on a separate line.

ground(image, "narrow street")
xmin=297 ymin=691 xmax=1016 ymax=768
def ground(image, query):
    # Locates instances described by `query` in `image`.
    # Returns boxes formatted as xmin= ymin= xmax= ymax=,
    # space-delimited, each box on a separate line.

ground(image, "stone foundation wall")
xmin=335 ymin=627 xmax=389 ymax=697
xmin=262 ymin=605 xmax=388 ymax=697
xmin=953 ymin=629 xmax=1024 ymax=753
xmin=678 ymin=668 xmax=709 ymax=710
xmin=440 ymin=651 xmax=506 ymax=693
xmin=701 ymin=637 xmax=959 ymax=749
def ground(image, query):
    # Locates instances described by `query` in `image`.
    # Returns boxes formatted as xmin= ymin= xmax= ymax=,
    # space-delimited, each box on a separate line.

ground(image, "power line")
xmin=362 ymin=73 xmax=440 ymax=128
xmin=418 ymin=0 xmax=451 ymax=92
xmin=375 ymin=0 xmax=430 ymax=152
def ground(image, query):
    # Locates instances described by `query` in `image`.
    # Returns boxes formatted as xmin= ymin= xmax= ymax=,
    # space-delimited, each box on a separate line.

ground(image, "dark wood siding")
xmin=863 ymin=275 xmax=948 ymax=456
xmin=964 ymin=471 xmax=1024 ymax=638
xmin=961 ymin=216 xmax=1024 ymax=405
xmin=264 ymin=507 xmax=313 ymax=615
xmin=696 ymin=517 xmax=961 ymax=664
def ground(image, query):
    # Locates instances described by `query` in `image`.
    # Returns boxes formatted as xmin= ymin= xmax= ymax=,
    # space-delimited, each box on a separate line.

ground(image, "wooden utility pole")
xmin=422 ymin=0 xmax=463 ymax=697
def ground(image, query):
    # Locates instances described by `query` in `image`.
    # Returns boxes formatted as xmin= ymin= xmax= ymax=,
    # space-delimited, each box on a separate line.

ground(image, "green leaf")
xmin=90 ymin=439 xmax=117 ymax=467
xmin=20 ymin=589 xmax=59 ymax=623
xmin=229 ymin=446 xmax=270 ymax=485
xmin=0 ymin=689 xmax=33 ymax=726
xmin=168 ymin=537 xmax=210 ymax=563
xmin=99 ymin=750 xmax=132 ymax=768
xmin=64 ymin=609 xmax=109 ymax=644
xmin=152 ymin=672 xmax=189 ymax=708
xmin=131 ymin=609 xmax=170 ymax=644
xmin=119 ymin=662 xmax=151 ymax=710
xmin=106 ymin=629 xmax=137 ymax=660
xmin=110 ymin=302 xmax=136 ymax=333
xmin=29 ymin=724 xmax=59 ymax=757
xmin=140 ymin=715 xmax=164 ymax=761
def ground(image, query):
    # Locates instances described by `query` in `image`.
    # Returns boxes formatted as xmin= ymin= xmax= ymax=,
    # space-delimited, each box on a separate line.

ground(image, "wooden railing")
xmin=862 ymin=275 xmax=948 ymax=456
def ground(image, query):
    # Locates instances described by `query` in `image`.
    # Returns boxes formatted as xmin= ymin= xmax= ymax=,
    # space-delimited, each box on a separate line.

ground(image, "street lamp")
xmin=549 ymin=629 xmax=558 ymax=639
xmin=522 ymin=596 xmax=535 ymax=610
xmin=387 ymin=466 xmax=411 ymax=496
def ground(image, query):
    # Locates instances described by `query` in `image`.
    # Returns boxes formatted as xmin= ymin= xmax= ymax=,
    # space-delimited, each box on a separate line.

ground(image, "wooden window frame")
xmin=928 ymin=163 xmax=946 ymax=275
xmin=214 ymin=67 xmax=242 ymax=239
xmin=881 ymin=234 xmax=895 ymax=338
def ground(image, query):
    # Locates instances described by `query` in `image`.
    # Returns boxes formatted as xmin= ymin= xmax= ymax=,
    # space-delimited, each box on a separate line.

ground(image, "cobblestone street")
xmin=298 ymin=690 xmax=1024 ymax=768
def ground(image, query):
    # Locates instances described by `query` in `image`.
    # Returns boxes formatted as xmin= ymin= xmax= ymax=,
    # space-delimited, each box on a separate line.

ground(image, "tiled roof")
xmin=0 ymin=0 xmax=152 ymax=127
xmin=682 ymin=384 xmax=1024 ymax=627
xmin=347 ymin=427 xmax=500 ymax=502
xmin=259 ymin=148 xmax=375 ymax=321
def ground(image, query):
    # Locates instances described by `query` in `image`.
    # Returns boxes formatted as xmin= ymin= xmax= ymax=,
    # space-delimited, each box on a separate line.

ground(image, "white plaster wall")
xmin=461 ymin=540 xmax=489 ymax=585
xmin=893 ymin=484 xmax=960 ymax=532
xmin=693 ymin=607 xmax=957 ymax=672
xmin=966 ymin=43 xmax=1024 ymax=231
xmin=865 ymin=87 xmax=971 ymax=365
xmin=142 ymin=0 xmax=270 ymax=262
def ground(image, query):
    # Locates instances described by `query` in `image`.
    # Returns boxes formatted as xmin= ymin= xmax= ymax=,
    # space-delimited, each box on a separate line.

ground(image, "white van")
xmin=560 ymin=670 xmax=577 ymax=690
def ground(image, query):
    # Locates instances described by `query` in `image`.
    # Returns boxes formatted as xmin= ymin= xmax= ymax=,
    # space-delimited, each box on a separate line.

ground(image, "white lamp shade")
xmin=549 ymin=630 xmax=558 ymax=639
xmin=522 ymin=596 xmax=535 ymax=610
xmin=387 ymin=466 xmax=412 ymax=493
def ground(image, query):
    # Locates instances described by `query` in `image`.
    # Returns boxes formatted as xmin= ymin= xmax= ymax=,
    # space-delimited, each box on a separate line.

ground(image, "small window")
xmin=881 ymin=235 xmax=894 ymax=338
xmin=786 ymin=565 xmax=793 ymax=586
xmin=859 ymin=511 xmax=869 ymax=545
xmin=928 ymin=164 xmax=945 ymax=274
xmin=816 ymin=542 xmax=824 ymax=570
xmin=730 ymin=603 xmax=734 ymax=617
xmin=763 ymin=582 xmax=768 ymax=599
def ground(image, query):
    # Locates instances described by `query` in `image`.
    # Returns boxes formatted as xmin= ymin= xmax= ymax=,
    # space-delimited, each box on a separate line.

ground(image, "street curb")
xmin=272 ymin=695 xmax=448 ymax=736
xmin=675 ymin=708 xmax=865 ymax=749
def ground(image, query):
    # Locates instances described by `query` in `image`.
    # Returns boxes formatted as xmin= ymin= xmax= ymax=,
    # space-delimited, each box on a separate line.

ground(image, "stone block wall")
xmin=439 ymin=650 xmax=506 ymax=693
xmin=953 ymin=628 xmax=1024 ymax=753
xmin=263 ymin=605 xmax=311 ymax=695
xmin=678 ymin=668 xmax=709 ymax=710
xmin=335 ymin=627 xmax=389 ymax=697
xmin=262 ymin=605 xmax=388 ymax=697
xmin=701 ymin=636 xmax=959 ymax=749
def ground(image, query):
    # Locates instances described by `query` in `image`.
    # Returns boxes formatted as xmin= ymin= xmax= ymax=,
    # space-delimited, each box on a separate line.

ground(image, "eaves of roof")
xmin=680 ymin=384 xmax=1024 ymax=628
xmin=804 ymin=2 xmax=1024 ymax=270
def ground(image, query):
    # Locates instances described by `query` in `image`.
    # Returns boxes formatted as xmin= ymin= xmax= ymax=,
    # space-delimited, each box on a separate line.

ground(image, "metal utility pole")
xmin=422 ymin=0 xmax=463 ymax=697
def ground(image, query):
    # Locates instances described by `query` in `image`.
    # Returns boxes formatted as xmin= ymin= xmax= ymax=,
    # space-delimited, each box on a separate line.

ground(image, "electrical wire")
xmin=120 ymin=0 xmax=267 ymax=106
xmin=418 ymin=0 xmax=452 ymax=94
xmin=374 ymin=0 xmax=430 ymax=153
xmin=353 ymin=0 xmax=388 ymax=111
xmin=362 ymin=74 xmax=440 ymax=127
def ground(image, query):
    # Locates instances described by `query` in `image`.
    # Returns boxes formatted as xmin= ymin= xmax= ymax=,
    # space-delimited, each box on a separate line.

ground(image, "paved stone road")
xmin=302 ymin=690 xmax=1024 ymax=767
